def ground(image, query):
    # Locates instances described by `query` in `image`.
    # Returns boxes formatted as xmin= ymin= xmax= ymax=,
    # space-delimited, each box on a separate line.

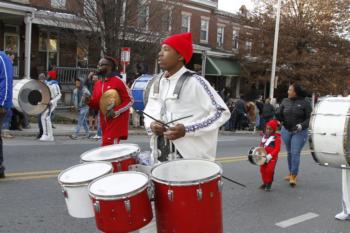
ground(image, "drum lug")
xmin=124 ymin=199 xmax=131 ymax=213
xmin=196 ymin=188 xmax=203 ymax=201
xmin=167 ymin=190 xmax=174 ymax=202
xmin=117 ymin=163 xmax=122 ymax=172
xmin=61 ymin=188 xmax=68 ymax=199
xmin=94 ymin=201 xmax=100 ymax=213
xmin=218 ymin=180 xmax=224 ymax=192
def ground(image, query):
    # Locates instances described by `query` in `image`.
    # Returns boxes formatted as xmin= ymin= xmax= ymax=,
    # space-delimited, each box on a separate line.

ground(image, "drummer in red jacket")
xmin=87 ymin=57 xmax=133 ymax=146
xmin=259 ymin=119 xmax=281 ymax=191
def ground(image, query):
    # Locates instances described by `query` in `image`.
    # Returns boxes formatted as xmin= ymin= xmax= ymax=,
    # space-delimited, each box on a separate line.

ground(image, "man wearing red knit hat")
xmin=143 ymin=32 xmax=230 ymax=161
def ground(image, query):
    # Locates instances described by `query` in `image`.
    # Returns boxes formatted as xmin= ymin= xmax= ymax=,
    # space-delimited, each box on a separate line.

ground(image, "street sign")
xmin=121 ymin=47 xmax=131 ymax=65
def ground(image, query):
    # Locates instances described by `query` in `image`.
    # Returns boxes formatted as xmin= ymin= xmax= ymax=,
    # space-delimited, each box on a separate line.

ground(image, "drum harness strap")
xmin=147 ymin=71 xmax=195 ymax=162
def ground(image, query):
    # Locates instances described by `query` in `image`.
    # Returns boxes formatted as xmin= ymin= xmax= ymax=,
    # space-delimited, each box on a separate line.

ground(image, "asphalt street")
xmin=0 ymin=135 xmax=348 ymax=233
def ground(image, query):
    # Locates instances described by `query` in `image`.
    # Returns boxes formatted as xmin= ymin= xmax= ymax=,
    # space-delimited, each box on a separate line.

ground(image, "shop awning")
xmin=205 ymin=56 xmax=240 ymax=77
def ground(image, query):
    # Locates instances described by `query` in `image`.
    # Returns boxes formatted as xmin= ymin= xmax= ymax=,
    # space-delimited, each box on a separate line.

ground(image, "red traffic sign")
xmin=121 ymin=47 xmax=131 ymax=64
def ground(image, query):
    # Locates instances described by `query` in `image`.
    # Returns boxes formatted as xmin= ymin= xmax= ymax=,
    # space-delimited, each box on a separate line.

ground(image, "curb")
xmin=4 ymin=129 xmax=260 ymax=137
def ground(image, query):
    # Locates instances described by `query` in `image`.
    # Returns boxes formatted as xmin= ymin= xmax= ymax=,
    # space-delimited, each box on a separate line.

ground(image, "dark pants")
xmin=0 ymin=111 xmax=6 ymax=172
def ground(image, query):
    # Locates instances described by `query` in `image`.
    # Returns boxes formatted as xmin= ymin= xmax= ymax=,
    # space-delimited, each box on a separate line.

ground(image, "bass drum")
xmin=13 ymin=79 xmax=51 ymax=115
xmin=309 ymin=97 xmax=350 ymax=169
xmin=131 ymin=74 xmax=153 ymax=111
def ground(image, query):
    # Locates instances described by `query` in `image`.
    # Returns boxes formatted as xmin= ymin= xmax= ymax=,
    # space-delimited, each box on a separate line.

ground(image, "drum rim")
xmin=150 ymin=159 xmax=223 ymax=186
xmin=80 ymin=143 xmax=140 ymax=162
xmin=248 ymin=147 xmax=266 ymax=166
xmin=130 ymin=75 xmax=153 ymax=90
xmin=88 ymin=171 xmax=149 ymax=200
xmin=58 ymin=162 xmax=113 ymax=187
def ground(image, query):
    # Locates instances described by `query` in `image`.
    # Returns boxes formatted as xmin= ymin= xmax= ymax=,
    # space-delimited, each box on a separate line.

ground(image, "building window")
xmin=217 ymin=26 xmax=224 ymax=48
xmin=200 ymin=18 xmax=209 ymax=43
xmin=232 ymin=30 xmax=239 ymax=50
xmin=39 ymin=32 xmax=59 ymax=71
xmin=77 ymin=42 xmax=89 ymax=68
xmin=51 ymin=0 xmax=66 ymax=9
xmin=245 ymin=41 xmax=252 ymax=55
xmin=84 ymin=0 xmax=97 ymax=17
xmin=181 ymin=14 xmax=191 ymax=33
xmin=162 ymin=9 xmax=172 ymax=32
xmin=138 ymin=0 xmax=149 ymax=30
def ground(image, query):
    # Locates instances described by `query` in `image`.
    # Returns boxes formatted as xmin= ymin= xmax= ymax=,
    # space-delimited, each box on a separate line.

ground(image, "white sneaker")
xmin=39 ymin=135 xmax=54 ymax=142
xmin=92 ymin=135 xmax=101 ymax=139
xmin=335 ymin=212 xmax=350 ymax=220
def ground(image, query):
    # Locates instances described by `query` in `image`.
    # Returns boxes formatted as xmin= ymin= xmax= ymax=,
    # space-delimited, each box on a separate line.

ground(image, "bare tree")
xmin=76 ymin=0 xmax=182 ymax=72
xmin=238 ymin=0 xmax=350 ymax=94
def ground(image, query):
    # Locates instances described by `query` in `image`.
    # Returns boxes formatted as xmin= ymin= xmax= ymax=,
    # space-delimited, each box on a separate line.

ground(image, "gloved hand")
xmin=265 ymin=154 xmax=272 ymax=163
xmin=295 ymin=124 xmax=302 ymax=132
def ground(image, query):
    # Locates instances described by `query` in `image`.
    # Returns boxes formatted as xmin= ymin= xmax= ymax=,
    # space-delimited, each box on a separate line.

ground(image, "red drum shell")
xmin=110 ymin=157 xmax=137 ymax=173
xmin=91 ymin=187 xmax=152 ymax=233
xmin=153 ymin=176 xmax=223 ymax=233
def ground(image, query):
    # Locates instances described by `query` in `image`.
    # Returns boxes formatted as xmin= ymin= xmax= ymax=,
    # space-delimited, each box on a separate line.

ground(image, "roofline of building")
xmin=0 ymin=1 xmax=36 ymax=13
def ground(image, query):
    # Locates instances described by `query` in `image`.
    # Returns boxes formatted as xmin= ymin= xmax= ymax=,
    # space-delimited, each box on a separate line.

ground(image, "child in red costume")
xmin=259 ymin=119 xmax=281 ymax=191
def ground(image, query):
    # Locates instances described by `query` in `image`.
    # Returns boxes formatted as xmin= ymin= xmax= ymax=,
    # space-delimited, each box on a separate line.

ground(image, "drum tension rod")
xmin=222 ymin=175 xmax=246 ymax=188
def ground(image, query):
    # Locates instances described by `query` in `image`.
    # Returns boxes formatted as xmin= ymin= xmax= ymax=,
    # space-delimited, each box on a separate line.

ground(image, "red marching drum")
xmin=88 ymin=172 xmax=153 ymax=233
xmin=150 ymin=159 xmax=224 ymax=233
xmin=80 ymin=144 xmax=140 ymax=173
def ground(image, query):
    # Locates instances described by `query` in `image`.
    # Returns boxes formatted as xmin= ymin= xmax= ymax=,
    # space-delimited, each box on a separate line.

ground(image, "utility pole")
xmin=269 ymin=0 xmax=282 ymax=99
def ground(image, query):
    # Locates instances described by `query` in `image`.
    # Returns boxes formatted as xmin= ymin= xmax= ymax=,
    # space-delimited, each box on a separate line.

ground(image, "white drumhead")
xmin=151 ymin=159 xmax=222 ymax=184
xmin=80 ymin=144 xmax=139 ymax=162
xmin=89 ymin=172 xmax=148 ymax=197
xmin=310 ymin=97 xmax=350 ymax=168
xmin=58 ymin=162 xmax=112 ymax=185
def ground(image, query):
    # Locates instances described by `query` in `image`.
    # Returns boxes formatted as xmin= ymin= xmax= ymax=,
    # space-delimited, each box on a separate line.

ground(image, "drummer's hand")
xmin=265 ymin=154 xmax=272 ymax=163
xmin=0 ymin=107 xmax=6 ymax=114
xmin=150 ymin=121 xmax=166 ymax=136
xmin=106 ymin=109 xmax=117 ymax=120
xmin=164 ymin=124 xmax=186 ymax=140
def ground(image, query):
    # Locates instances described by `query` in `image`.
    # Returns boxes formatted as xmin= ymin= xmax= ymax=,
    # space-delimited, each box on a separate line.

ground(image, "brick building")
xmin=0 ymin=0 xmax=250 ymax=98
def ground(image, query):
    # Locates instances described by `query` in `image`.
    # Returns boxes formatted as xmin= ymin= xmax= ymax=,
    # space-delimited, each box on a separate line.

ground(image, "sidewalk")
xmin=5 ymin=110 xmax=259 ymax=137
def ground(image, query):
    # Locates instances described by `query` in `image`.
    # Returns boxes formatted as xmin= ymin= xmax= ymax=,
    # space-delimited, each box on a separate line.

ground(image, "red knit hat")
xmin=266 ymin=119 xmax=279 ymax=131
xmin=161 ymin=32 xmax=193 ymax=64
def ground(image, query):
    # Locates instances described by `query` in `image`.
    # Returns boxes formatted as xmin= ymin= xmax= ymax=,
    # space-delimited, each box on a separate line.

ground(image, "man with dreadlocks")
xmin=86 ymin=56 xmax=133 ymax=146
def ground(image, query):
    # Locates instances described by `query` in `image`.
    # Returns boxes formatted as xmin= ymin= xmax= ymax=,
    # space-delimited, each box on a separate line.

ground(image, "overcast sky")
xmin=218 ymin=0 xmax=254 ymax=13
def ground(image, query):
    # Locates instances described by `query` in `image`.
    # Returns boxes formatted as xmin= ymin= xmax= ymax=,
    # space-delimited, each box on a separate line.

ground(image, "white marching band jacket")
xmin=46 ymin=80 xmax=62 ymax=105
xmin=144 ymin=66 xmax=230 ymax=160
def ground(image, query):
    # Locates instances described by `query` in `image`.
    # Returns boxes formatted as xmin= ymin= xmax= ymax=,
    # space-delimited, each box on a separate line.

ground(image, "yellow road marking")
xmin=0 ymin=151 xmax=311 ymax=182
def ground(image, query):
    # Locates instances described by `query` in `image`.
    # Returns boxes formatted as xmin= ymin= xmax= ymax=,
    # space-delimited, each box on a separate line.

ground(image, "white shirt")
xmin=144 ymin=66 xmax=230 ymax=160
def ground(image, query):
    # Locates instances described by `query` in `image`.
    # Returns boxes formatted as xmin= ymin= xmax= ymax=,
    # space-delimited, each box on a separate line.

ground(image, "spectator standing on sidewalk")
xmin=71 ymin=78 xmax=91 ymax=139
xmin=0 ymin=51 xmax=14 ymax=178
xmin=87 ymin=72 xmax=101 ymax=139
xmin=261 ymin=98 xmax=275 ymax=131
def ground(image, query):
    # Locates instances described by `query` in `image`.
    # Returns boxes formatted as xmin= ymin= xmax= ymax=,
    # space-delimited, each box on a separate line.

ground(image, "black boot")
xmin=0 ymin=165 xmax=5 ymax=178
xmin=259 ymin=184 xmax=266 ymax=190
xmin=265 ymin=183 xmax=272 ymax=192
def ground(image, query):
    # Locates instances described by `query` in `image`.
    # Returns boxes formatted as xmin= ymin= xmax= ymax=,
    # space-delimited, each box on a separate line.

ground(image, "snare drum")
xmin=151 ymin=159 xmax=223 ymax=233
xmin=89 ymin=172 xmax=153 ymax=233
xmin=248 ymin=147 xmax=267 ymax=166
xmin=80 ymin=144 xmax=140 ymax=172
xmin=57 ymin=162 xmax=112 ymax=218
xmin=309 ymin=97 xmax=350 ymax=168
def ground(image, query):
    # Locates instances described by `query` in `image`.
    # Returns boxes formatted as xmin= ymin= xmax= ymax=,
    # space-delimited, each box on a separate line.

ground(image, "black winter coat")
xmin=276 ymin=97 xmax=312 ymax=131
